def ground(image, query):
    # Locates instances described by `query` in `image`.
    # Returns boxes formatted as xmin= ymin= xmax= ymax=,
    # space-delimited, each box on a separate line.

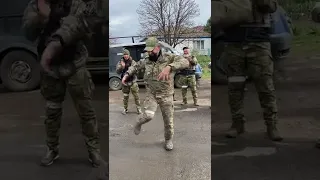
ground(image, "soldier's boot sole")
xmin=225 ymin=123 xmax=245 ymax=138
xmin=164 ymin=140 xmax=173 ymax=151
xmin=266 ymin=125 xmax=283 ymax=141
xmin=40 ymin=154 xmax=59 ymax=166
xmin=88 ymin=158 xmax=99 ymax=168
xmin=181 ymin=101 xmax=187 ymax=105
xmin=134 ymin=122 xmax=142 ymax=135
xmin=137 ymin=107 xmax=142 ymax=114
xmin=88 ymin=152 xmax=102 ymax=168
xmin=122 ymin=109 xmax=128 ymax=115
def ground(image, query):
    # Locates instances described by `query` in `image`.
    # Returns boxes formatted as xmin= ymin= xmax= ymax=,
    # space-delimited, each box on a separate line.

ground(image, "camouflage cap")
xmin=144 ymin=37 xmax=159 ymax=51
xmin=123 ymin=49 xmax=130 ymax=55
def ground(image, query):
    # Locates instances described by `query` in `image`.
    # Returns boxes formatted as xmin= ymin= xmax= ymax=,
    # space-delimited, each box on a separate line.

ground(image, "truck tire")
xmin=174 ymin=74 xmax=183 ymax=88
xmin=1 ymin=50 xmax=40 ymax=92
xmin=109 ymin=77 xmax=122 ymax=91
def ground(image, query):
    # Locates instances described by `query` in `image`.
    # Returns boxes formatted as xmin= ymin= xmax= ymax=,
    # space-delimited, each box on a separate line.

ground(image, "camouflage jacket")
xmin=126 ymin=53 xmax=189 ymax=95
xmin=116 ymin=57 xmax=137 ymax=82
xmin=22 ymin=0 xmax=99 ymax=68
xmin=183 ymin=54 xmax=198 ymax=71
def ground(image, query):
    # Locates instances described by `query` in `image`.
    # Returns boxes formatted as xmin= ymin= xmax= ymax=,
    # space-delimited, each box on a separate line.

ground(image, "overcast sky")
xmin=109 ymin=0 xmax=210 ymax=43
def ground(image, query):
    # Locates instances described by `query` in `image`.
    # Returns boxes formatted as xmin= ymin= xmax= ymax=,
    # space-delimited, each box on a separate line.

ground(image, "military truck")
xmin=109 ymin=41 xmax=181 ymax=91
xmin=211 ymin=6 xmax=293 ymax=84
xmin=0 ymin=0 xmax=107 ymax=92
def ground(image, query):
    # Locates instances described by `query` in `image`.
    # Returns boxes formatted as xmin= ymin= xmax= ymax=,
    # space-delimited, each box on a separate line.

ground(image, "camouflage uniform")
xmin=116 ymin=49 xmax=142 ymax=114
xmin=125 ymin=37 xmax=189 ymax=150
xmin=22 ymin=0 xmax=102 ymax=166
xmin=180 ymin=54 xmax=198 ymax=106
xmin=212 ymin=0 xmax=282 ymax=141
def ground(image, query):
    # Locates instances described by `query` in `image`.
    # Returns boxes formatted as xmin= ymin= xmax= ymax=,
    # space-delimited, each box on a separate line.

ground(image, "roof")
xmin=139 ymin=26 xmax=210 ymax=42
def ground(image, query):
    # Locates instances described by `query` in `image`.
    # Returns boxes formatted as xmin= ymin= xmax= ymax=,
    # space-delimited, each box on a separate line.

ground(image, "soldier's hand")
xmin=40 ymin=41 xmax=62 ymax=78
xmin=158 ymin=66 xmax=171 ymax=81
xmin=122 ymin=74 xmax=128 ymax=85
xmin=120 ymin=61 xmax=125 ymax=67
xmin=37 ymin=0 xmax=51 ymax=18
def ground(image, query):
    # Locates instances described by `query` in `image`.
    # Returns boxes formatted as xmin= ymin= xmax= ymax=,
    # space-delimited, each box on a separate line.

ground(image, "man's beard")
xmin=149 ymin=50 xmax=161 ymax=62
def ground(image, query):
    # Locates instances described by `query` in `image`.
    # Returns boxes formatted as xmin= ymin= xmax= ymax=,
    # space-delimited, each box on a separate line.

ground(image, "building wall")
xmin=174 ymin=37 xmax=211 ymax=56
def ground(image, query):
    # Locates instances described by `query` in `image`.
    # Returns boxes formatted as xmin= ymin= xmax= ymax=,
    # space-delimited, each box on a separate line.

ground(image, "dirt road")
xmin=109 ymin=81 xmax=211 ymax=180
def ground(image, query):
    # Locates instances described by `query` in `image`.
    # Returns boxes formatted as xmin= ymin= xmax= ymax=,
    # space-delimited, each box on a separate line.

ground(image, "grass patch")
xmin=291 ymin=19 xmax=320 ymax=57
xmin=196 ymin=55 xmax=211 ymax=79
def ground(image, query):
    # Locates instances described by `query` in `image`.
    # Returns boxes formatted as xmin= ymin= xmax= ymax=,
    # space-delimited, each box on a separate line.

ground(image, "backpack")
xmin=212 ymin=0 xmax=277 ymax=29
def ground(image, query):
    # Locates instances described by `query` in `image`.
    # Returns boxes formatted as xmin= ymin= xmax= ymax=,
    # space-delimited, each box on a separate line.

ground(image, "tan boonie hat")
xmin=123 ymin=49 xmax=130 ymax=55
xmin=144 ymin=37 xmax=159 ymax=51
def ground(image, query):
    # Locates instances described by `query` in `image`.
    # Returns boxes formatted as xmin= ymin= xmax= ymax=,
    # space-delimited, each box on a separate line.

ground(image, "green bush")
xmin=196 ymin=55 xmax=211 ymax=79
xmin=280 ymin=0 xmax=317 ymax=20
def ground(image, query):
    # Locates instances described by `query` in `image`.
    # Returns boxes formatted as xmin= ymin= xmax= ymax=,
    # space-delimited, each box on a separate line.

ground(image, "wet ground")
xmin=0 ymin=75 xmax=108 ymax=180
xmin=212 ymin=56 xmax=320 ymax=180
xmin=109 ymin=81 xmax=211 ymax=180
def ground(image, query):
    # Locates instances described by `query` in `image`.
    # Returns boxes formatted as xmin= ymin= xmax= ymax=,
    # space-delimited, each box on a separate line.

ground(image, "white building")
xmin=140 ymin=26 xmax=211 ymax=56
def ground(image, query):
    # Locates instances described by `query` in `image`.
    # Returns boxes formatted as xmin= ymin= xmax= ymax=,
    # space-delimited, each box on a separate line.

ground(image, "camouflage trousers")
xmin=40 ymin=67 xmax=100 ymax=153
xmin=122 ymin=82 xmax=141 ymax=110
xmin=225 ymin=42 xmax=278 ymax=125
xmin=137 ymin=90 xmax=174 ymax=140
xmin=181 ymin=75 xmax=198 ymax=102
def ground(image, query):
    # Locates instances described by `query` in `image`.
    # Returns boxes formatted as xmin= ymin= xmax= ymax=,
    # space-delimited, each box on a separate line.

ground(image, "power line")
xmin=109 ymin=31 xmax=211 ymax=39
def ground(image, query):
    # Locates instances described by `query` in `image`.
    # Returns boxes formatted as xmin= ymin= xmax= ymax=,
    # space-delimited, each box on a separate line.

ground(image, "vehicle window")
xmin=109 ymin=46 xmax=123 ymax=71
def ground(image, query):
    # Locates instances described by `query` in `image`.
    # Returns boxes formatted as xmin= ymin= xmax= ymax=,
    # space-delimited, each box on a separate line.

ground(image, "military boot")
xmin=193 ymin=98 xmax=199 ymax=106
xmin=181 ymin=98 xmax=187 ymax=105
xmin=40 ymin=149 xmax=59 ymax=166
xmin=137 ymin=107 xmax=142 ymax=114
xmin=164 ymin=139 xmax=173 ymax=151
xmin=122 ymin=108 xmax=128 ymax=115
xmin=89 ymin=151 xmax=102 ymax=168
xmin=225 ymin=121 xmax=245 ymax=138
xmin=266 ymin=124 xmax=283 ymax=141
xmin=134 ymin=122 xmax=142 ymax=135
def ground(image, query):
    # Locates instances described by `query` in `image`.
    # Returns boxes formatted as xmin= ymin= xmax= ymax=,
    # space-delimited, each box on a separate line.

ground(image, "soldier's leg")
xmin=122 ymin=85 xmax=130 ymax=114
xmin=173 ymin=92 xmax=177 ymax=101
xmin=157 ymin=95 xmax=174 ymax=151
xmin=130 ymin=82 xmax=142 ymax=114
xmin=67 ymin=68 xmax=101 ymax=166
xmin=40 ymin=73 xmax=66 ymax=166
xmin=225 ymin=46 xmax=246 ymax=138
xmin=181 ymin=76 xmax=188 ymax=104
xmin=134 ymin=90 xmax=158 ymax=135
xmin=189 ymin=75 xmax=199 ymax=106
xmin=247 ymin=44 xmax=282 ymax=141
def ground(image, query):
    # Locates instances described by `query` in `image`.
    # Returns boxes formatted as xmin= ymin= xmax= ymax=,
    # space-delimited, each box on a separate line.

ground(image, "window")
xmin=192 ymin=40 xmax=205 ymax=50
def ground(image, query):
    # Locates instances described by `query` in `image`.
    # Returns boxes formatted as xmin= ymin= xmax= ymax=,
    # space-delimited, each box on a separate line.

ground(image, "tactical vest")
xmin=37 ymin=0 xmax=77 ymax=65
xmin=120 ymin=58 xmax=135 ymax=83
xmin=180 ymin=55 xmax=196 ymax=75
xmin=223 ymin=3 xmax=272 ymax=42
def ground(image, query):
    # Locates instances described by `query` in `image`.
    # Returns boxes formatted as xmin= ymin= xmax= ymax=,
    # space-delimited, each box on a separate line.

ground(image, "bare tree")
xmin=137 ymin=0 xmax=200 ymax=47
xmin=109 ymin=33 xmax=118 ymax=44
